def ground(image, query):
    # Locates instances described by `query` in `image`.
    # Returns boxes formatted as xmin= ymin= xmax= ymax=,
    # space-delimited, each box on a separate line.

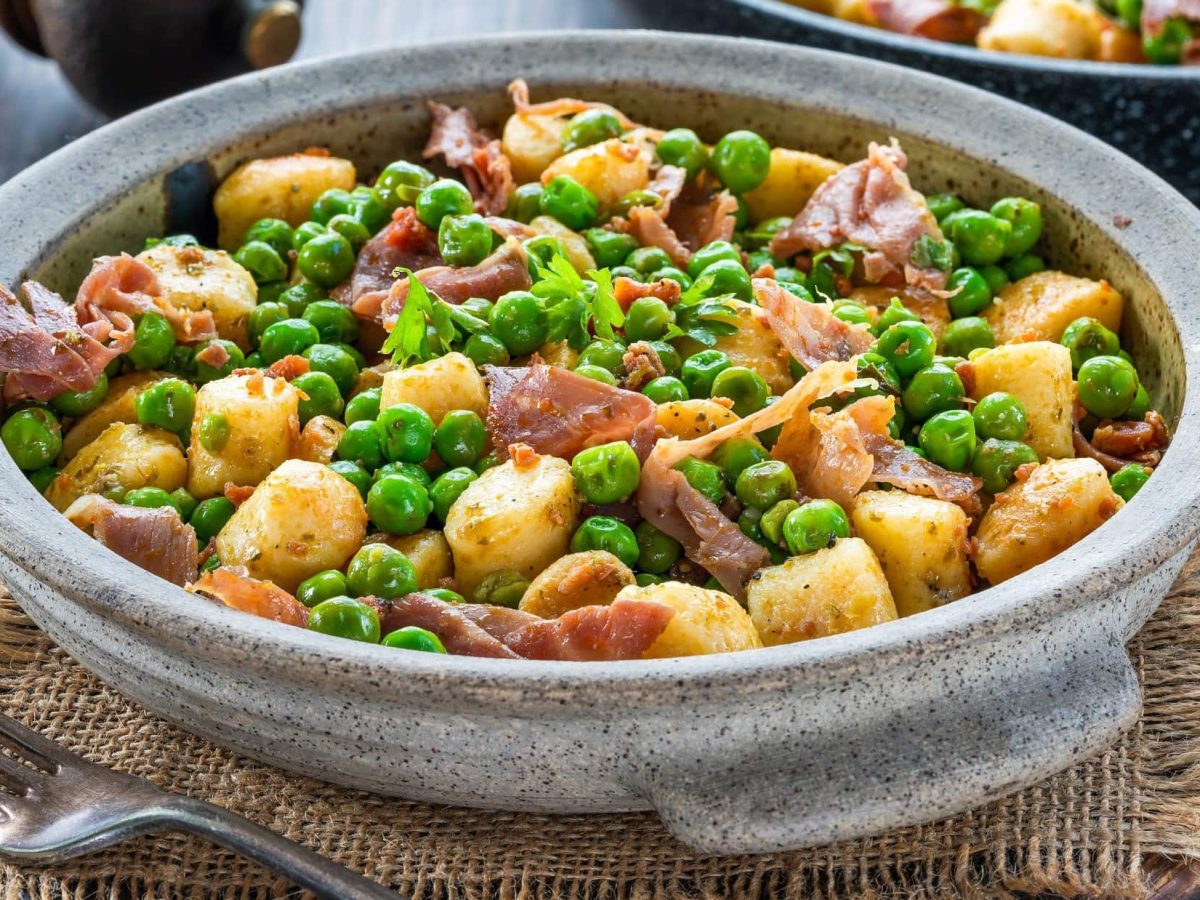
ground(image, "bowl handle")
xmin=639 ymin=615 xmax=1141 ymax=855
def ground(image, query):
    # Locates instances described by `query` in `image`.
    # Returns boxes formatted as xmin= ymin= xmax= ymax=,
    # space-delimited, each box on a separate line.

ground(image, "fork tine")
xmin=0 ymin=714 xmax=72 ymax=772
xmin=0 ymin=753 xmax=39 ymax=796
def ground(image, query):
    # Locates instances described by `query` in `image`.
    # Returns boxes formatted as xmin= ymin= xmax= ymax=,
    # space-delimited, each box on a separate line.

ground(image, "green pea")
xmin=248 ymin=302 xmax=288 ymax=349
xmin=492 ymin=291 xmax=549 ymax=356
xmin=655 ymin=267 xmax=692 ymax=290
xmin=1125 ymin=383 xmax=1150 ymax=420
xmin=919 ymin=409 xmax=977 ymax=471
xmin=735 ymin=460 xmax=797 ymax=510
xmin=575 ymin=339 xmax=625 ymax=376
xmin=429 ymin=466 xmax=478 ymax=522
xmin=625 ymin=246 xmax=673 ymax=275
xmin=990 ymin=197 xmax=1043 ymax=257
xmin=260 ymin=318 xmax=320 ymax=364
xmin=681 ymin=349 xmax=731 ymax=399
xmin=373 ymin=402 xmax=433 ymax=464
xmin=420 ymin=587 xmax=464 ymax=605
xmin=349 ymin=186 xmax=390 ymax=233
xmin=242 ymin=352 xmax=265 ymax=369
xmin=875 ymin=320 xmax=937 ymax=379
xmin=291 ymin=371 xmax=344 ymax=424
xmin=687 ymin=240 xmax=742 ymax=279
xmin=572 ymin=440 xmax=641 ymax=504
xmin=233 ymin=240 xmax=287 ymax=284
xmin=1111 ymin=462 xmax=1151 ymax=502
xmin=297 ymin=301 xmax=357 ymax=346
xmin=782 ymin=499 xmax=851 ymax=555
xmin=328 ymin=460 xmax=371 ymax=499
xmin=636 ymin=573 xmax=667 ymax=586
xmin=562 ymin=109 xmax=623 ymax=152
xmin=539 ymin=175 xmax=599 ymax=230
xmin=584 ymin=228 xmax=639 ymax=269
xmin=193 ymin=339 xmax=245 ymax=384
xmin=643 ymin=375 xmax=688 ymax=403
xmin=832 ymin=301 xmax=871 ymax=327
xmin=296 ymin=570 xmax=349 ymax=609
xmin=697 ymin=259 xmax=752 ymax=301
xmin=760 ymin=498 xmax=799 ymax=546
xmin=123 ymin=486 xmax=175 ymax=510
xmin=327 ymin=213 xmax=370 ymax=249
xmin=979 ymin=264 xmax=1010 ymax=296
xmin=367 ymin=473 xmax=431 ymax=535
xmin=337 ymin=419 xmax=384 ymax=470
xmin=1077 ymin=355 xmax=1139 ymax=418
xmin=926 ymin=193 xmax=964 ymax=222
xmin=857 ymin=352 xmax=902 ymax=394
xmin=347 ymin=542 xmax=420 ymax=601
xmin=609 ymin=265 xmax=641 ymax=281
xmin=462 ymin=332 xmax=510 ymax=368
xmin=291 ymin=221 xmax=327 ymax=251
xmin=434 ymin=409 xmax=487 ymax=467
xmin=622 ymin=297 xmax=673 ymax=342
xmin=382 ymin=626 xmax=447 ymax=653
xmin=373 ymin=461 xmax=431 ymax=488
xmin=170 ymin=487 xmax=198 ymax=522
xmin=199 ymin=554 xmax=222 ymax=574
xmin=302 ymin=343 xmax=358 ymax=395
xmin=630 ymin=521 xmax=681 ymax=575
xmin=947 ymin=210 xmax=1012 ymax=267
xmin=570 ymin=516 xmax=639 ymax=569
xmin=28 ymin=466 xmax=59 ymax=495
xmin=134 ymin=378 xmax=195 ymax=433
xmin=673 ymin=456 xmax=726 ymax=505
xmin=1006 ymin=254 xmax=1045 ymax=281
xmin=414 ymin=178 xmax=474 ymax=231
xmin=744 ymin=216 xmax=792 ymax=251
xmin=375 ymin=160 xmax=436 ymax=209
xmin=973 ymin=391 xmax=1028 ymax=441
xmin=474 ymin=453 xmax=500 ymax=475
xmin=941 ymin=317 xmax=995 ymax=359
xmin=712 ymin=436 xmax=769 ymax=485
xmin=126 ymin=312 xmax=176 ymax=370
xmin=574 ymin=365 xmax=617 ymax=385
xmin=971 ymin=438 xmax=1038 ymax=493
xmin=472 ymin=570 xmax=529 ymax=608
xmin=709 ymin=130 xmax=770 ymax=194
xmin=438 ymin=213 xmax=493 ymax=267
xmin=1115 ymin=0 xmax=1142 ymax=29
xmin=51 ymin=372 xmax=109 ymax=417
xmin=710 ymin=366 xmax=769 ymax=416
xmin=339 ymin=389 xmax=379 ymax=428
xmin=310 ymin=188 xmax=354 ymax=225
xmin=191 ymin=496 xmax=236 ymax=543
xmin=946 ymin=267 xmax=993 ymax=318
xmin=197 ymin=412 xmax=230 ymax=453
xmin=656 ymin=127 xmax=709 ymax=180
xmin=297 ymin=232 xmax=355 ymax=288
xmin=871 ymin=297 xmax=920 ymax=337
xmin=606 ymin=190 xmax=663 ymax=220
xmin=1060 ymin=316 xmax=1120 ymax=372
xmin=901 ymin=363 xmax=964 ymax=422
xmin=506 ymin=183 xmax=545 ymax=223
xmin=1143 ymin=17 xmax=1190 ymax=64
xmin=144 ymin=233 xmax=200 ymax=251
xmin=307 ymin=596 xmax=380 ymax=643
xmin=648 ymin=340 xmax=682 ymax=375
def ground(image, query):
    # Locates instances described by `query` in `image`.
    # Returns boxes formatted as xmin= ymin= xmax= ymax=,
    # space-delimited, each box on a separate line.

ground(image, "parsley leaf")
xmin=586 ymin=267 xmax=625 ymax=342
xmin=381 ymin=270 xmax=454 ymax=368
xmin=910 ymin=233 xmax=955 ymax=272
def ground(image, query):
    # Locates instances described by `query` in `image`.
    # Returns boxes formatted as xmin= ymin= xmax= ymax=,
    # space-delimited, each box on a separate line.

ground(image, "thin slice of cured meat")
xmin=188 ymin=566 xmax=309 ymax=627
xmin=1143 ymin=0 xmax=1200 ymax=35
xmin=65 ymin=494 xmax=198 ymax=586
xmin=372 ymin=237 xmax=531 ymax=326
xmin=375 ymin=593 xmax=674 ymax=661
xmin=624 ymin=205 xmax=693 ymax=268
xmin=75 ymin=254 xmax=217 ymax=344
xmin=612 ymin=274 xmax=681 ymax=311
xmin=484 ymin=364 xmax=656 ymax=460
xmin=754 ymin=277 xmax=873 ymax=370
xmin=863 ymin=433 xmax=982 ymax=515
xmin=1073 ymin=405 xmax=1168 ymax=472
xmin=507 ymin=79 xmax=639 ymax=129
xmin=868 ymin=0 xmax=986 ymax=42
xmin=333 ymin=206 xmax=441 ymax=313
xmin=770 ymin=141 xmax=947 ymax=292
xmin=423 ymin=101 xmax=514 ymax=215
xmin=666 ymin=183 xmax=739 ymax=253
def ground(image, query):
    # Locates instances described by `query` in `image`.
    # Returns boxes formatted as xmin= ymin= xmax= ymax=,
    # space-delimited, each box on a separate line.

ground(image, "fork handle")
xmin=156 ymin=796 xmax=400 ymax=899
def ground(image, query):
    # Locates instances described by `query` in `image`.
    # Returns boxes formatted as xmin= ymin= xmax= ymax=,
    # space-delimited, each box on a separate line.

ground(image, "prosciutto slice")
xmin=868 ymin=0 xmax=986 ymax=42
xmin=75 ymin=254 xmax=217 ymax=344
xmin=65 ymin=495 xmax=198 ymax=586
xmin=484 ymin=364 xmax=657 ymax=460
xmin=666 ymin=183 xmax=740 ymax=253
xmin=507 ymin=79 xmax=638 ymax=129
xmin=1143 ymin=0 xmax=1200 ymax=34
xmin=373 ymin=593 xmax=674 ymax=661
xmin=1072 ymin=405 xmax=1168 ymax=472
xmin=0 ymin=281 xmax=126 ymax=402
xmin=333 ymin=206 xmax=441 ymax=313
xmin=612 ymin=275 xmax=681 ymax=311
xmin=770 ymin=141 xmax=947 ymax=292
xmin=423 ymin=101 xmax=514 ymax=216
xmin=865 ymin=434 xmax=982 ymax=516
xmin=754 ymin=277 xmax=873 ymax=370
xmin=188 ymin=566 xmax=309 ymax=626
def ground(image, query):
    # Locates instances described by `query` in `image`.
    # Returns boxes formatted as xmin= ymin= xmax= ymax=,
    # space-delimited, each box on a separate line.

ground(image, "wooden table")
xmin=1 ymin=2 xmax=1196 ymax=896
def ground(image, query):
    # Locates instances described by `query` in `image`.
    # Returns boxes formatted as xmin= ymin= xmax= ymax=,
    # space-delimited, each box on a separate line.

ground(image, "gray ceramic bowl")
xmin=0 ymin=32 xmax=1198 ymax=855
xmin=660 ymin=0 xmax=1200 ymax=205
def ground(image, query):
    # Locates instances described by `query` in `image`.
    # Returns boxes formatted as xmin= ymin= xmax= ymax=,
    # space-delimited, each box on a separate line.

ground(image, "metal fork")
xmin=0 ymin=712 xmax=399 ymax=899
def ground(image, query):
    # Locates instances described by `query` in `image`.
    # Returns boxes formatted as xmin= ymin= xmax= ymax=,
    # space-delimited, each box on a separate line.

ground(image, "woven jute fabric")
xmin=2 ymin=558 xmax=1200 ymax=900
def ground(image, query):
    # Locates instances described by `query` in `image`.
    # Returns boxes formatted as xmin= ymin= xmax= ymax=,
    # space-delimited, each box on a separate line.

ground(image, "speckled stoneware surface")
xmin=661 ymin=0 xmax=1200 ymax=205
xmin=0 ymin=32 xmax=1199 ymax=855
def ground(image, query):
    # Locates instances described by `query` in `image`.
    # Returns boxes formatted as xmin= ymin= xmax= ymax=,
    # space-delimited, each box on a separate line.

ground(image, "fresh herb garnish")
xmin=910 ymin=233 xmax=955 ymax=272
xmin=381 ymin=270 xmax=455 ymax=367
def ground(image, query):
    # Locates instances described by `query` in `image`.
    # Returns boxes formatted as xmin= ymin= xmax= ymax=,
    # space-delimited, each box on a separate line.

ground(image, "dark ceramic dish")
xmin=662 ymin=0 xmax=1200 ymax=204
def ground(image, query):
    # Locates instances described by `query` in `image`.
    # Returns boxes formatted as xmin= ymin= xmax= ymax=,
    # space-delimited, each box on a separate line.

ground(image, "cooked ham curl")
xmin=0 ymin=281 xmax=127 ymax=402
xmin=485 ymin=364 xmax=657 ymax=461
xmin=423 ymin=101 xmax=515 ymax=216
xmin=333 ymin=206 xmax=442 ymax=313
xmin=189 ymin=566 xmax=309 ymax=627
xmin=372 ymin=593 xmax=674 ymax=661
xmin=770 ymin=141 xmax=947 ymax=292
xmin=65 ymin=495 xmax=198 ymax=586
xmin=1142 ymin=0 xmax=1200 ymax=35
xmin=754 ymin=277 xmax=873 ymax=370
xmin=75 ymin=254 xmax=217 ymax=344
xmin=868 ymin=0 xmax=986 ymax=42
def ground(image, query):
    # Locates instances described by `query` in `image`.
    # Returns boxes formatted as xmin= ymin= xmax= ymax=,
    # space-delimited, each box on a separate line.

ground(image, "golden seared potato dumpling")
xmin=968 ymin=341 xmax=1073 ymax=460
xmin=443 ymin=454 xmax=580 ymax=594
xmin=741 ymin=147 xmax=844 ymax=222
xmin=215 ymin=459 xmax=367 ymax=592
xmin=540 ymin=138 xmax=651 ymax=207
xmin=137 ymin=245 xmax=258 ymax=349
xmin=519 ymin=550 xmax=635 ymax=619
xmin=502 ymin=110 xmax=571 ymax=184
xmin=675 ymin=301 xmax=795 ymax=396
xmin=747 ymin=538 xmax=897 ymax=645
xmin=380 ymin=352 xmax=488 ymax=425
xmin=46 ymin=423 xmax=187 ymax=512
xmin=983 ymin=271 xmax=1123 ymax=345
xmin=378 ymin=529 xmax=455 ymax=590
xmin=655 ymin=399 xmax=739 ymax=439
xmin=58 ymin=371 xmax=169 ymax=463
xmin=615 ymin=581 xmax=762 ymax=658
xmin=978 ymin=0 xmax=1106 ymax=59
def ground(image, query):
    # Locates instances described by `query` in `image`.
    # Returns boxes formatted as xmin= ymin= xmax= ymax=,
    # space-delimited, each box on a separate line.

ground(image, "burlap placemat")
xmin=2 ymin=556 xmax=1200 ymax=900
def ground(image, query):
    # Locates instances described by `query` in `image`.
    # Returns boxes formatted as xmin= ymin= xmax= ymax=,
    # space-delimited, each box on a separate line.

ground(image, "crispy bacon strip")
xmin=770 ymin=141 xmax=947 ymax=292
xmin=75 ymin=254 xmax=217 ymax=344
xmin=484 ymin=364 xmax=656 ymax=460
xmin=65 ymin=495 xmax=198 ymax=586
xmin=188 ymin=566 xmax=309 ymax=627
xmin=423 ymin=101 xmax=514 ymax=216
xmin=333 ymin=206 xmax=442 ymax=313
xmin=868 ymin=0 xmax=986 ymax=42
xmin=754 ymin=277 xmax=873 ymax=370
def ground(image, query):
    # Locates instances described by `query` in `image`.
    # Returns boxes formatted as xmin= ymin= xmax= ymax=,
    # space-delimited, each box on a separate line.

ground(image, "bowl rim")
xmin=1 ymin=29 xmax=1198 ymax=705
xmin=714 ymin=0 xmax=1200 ymax=78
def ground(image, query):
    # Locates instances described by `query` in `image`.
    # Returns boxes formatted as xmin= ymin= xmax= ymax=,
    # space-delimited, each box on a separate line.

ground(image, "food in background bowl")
xmin=790 ymin=0 xmax=1196 ymax=64
xmin=0 ymin=81 xmax=1166 ymax=661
